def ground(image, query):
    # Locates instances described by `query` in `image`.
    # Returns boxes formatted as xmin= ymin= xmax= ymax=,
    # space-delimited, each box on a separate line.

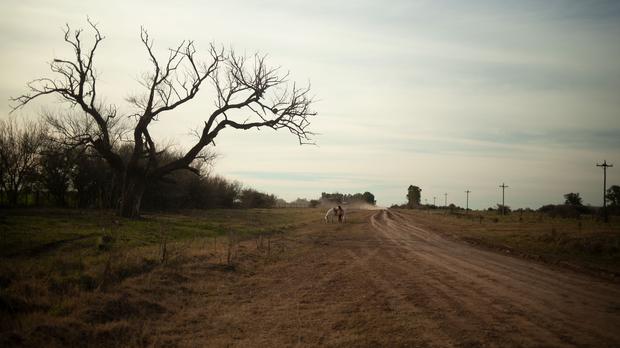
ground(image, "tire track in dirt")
xmin=142 ymin=210 xmax=620 ymax=347
xmin=341 ymin=248 xmax=455 ymax=347
xmin=359 ymin=211 xmax=523 ymax=345
xmin=391 ymin=210 xmax=599 ymax=282
xmin=387 ymin=210 xmax=619 ymax=303
xmin=368 ymin=211 xmax=569 ymax=346
xmin=370 ymin=209 xmax=620 ymax=346
xmin=371 ymin=233 xmax=587 ymax=345
xmin=384 ymin=211 xmax=618 ymax=333
xmin=391 ymin=211 xmax=620 ymax=314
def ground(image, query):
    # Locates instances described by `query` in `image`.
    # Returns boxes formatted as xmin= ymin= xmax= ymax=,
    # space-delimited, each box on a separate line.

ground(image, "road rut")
xmin=152 ymin=209 xmax=620 ymax=347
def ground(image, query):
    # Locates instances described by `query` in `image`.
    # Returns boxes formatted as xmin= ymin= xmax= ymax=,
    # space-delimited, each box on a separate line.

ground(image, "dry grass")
xmin=3 ymin=208 xmax=619 ymax=347
xmin=0 ymin=209 xmax=619 ymax=347
xmin=0 ymin=208 xmax=322 ymax=347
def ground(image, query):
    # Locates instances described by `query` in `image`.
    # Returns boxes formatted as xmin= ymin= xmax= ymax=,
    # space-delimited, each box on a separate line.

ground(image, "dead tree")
xmin=11 ymin=20 xmax=316 ymax=217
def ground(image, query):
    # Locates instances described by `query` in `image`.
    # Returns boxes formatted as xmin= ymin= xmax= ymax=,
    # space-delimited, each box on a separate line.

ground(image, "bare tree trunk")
xmin=119 ymin=174 xmax=146 ymax=218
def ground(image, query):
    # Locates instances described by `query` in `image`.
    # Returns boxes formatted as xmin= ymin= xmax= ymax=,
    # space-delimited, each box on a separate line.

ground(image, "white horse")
xmin=324 ymin=207 xmax=346 ymax=223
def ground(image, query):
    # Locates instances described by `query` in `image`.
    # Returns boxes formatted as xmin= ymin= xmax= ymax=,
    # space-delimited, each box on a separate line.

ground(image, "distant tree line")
xmin=538 ymin=191 xmax=620 ymax=218
xmin=0 ymin=117 xmax=278 ymax=210
xmin=320 ymin=191 xmax=376 ymax=206
xmin=275 ymin=198 xmax=312 ymax=208
xmin=1 ymin=117 xmax=382 ymax=212
xmin=395 ymin=184 xmax=619 ymax=219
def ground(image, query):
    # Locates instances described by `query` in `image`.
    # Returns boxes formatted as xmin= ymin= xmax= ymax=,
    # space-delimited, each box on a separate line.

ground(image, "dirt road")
xmin=142 ymin=209 xmax=620 ymax=347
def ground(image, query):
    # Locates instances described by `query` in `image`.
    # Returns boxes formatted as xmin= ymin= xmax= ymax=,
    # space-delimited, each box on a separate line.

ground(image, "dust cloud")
xmin=319 ymin=199 xmax=384 ymax=211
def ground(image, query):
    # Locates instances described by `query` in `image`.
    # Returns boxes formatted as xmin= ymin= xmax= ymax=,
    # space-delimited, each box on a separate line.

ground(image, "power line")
xmin=596 ymin=160 xmax=613 ymax=223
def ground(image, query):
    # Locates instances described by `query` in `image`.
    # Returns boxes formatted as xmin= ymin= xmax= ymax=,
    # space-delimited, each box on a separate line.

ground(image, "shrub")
xmin=538 ymin=204 xmax=591 ymax=218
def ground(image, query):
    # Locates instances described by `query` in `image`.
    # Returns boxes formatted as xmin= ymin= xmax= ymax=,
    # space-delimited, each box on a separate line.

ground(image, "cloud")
xmin=1 ymin=0 xmax=619 ymax=208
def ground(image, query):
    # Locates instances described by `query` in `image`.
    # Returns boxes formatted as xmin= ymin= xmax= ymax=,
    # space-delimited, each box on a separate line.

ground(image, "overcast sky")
xmin=1 ymin=0 xmax=619 ymax=208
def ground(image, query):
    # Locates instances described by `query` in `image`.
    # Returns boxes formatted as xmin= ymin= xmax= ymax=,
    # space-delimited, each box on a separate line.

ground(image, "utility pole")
xmin=433 ymin=196 xmax=436 ymax=206
xmin=597 ymin=160 xmax=613 ymax=223
xmin=465 ymin=190 xmax=471 ymax=212
xmin=499 ymin=183 xmax=508 ymax=215
xmin=444 ymin=193 xmax=448 ymax=207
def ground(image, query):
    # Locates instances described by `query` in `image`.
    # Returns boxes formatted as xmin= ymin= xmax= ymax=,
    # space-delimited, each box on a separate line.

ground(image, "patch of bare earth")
xmin=6 ymin=209 xmax=620 ymax=347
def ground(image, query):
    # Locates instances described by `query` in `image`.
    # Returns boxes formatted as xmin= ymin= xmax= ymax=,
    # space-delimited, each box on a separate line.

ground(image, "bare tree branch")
xmin=11 ymin=19 xmax=316 ymax=217
xmin=11 ymin=21 xmax=123 ymax=172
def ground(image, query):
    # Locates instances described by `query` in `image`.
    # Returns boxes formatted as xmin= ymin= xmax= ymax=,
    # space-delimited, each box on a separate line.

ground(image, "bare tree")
xmin=0 ymin=117 xmax=47 ymax=206
xmin=11 ymin=20 xmax=316 ymax=217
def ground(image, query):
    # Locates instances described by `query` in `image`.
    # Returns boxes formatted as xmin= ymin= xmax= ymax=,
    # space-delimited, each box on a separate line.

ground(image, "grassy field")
xmin=0 ymin=208 xmax=318 ymax=256
xmin=0 ymin=207 xmax=322 ymax=284
xmin=2 ymin=207 xmax=619 ymax=346
xmin=396 ymin=209 xmax=620 ymax=277
xmin=0 ymin=208 xmax=324 ymax=347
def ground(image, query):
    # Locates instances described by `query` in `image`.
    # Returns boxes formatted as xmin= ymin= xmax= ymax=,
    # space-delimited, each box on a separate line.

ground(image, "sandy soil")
xmin=127 ymin=209 xmax=620 ymax=347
